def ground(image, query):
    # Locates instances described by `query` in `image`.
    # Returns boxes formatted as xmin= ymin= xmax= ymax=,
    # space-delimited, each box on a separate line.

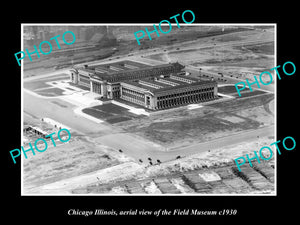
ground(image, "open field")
xmin=23 ymin=130 xmax=121 ymax=192
xmin=34 ymin=87 xmax=65 ymax=97
xmin=23 ymin=73 xmax=69 ymax=91
xmin=23 ymin=45 xmax=115 ymax=77
xmin=231 ymin=90 xmax=269 ymax=98
xmin=145 ymin=28 xmax=275 ymax=83
xmin=218 ymin=85 xmax=250 ymax=94
xmin=233 ymin=42 xmax=274 ymax=55
xmin=218 ymin=85 xmax=269 ymax=98
xmin=115 ymin=93 xmax=274 ymax=149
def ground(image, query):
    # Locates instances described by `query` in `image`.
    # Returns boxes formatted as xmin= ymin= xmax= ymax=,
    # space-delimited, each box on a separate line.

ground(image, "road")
xmin=94 ymin=125 xmax=274 ymax=164
xmin=23 ymin=91 xmax=116 ymax=135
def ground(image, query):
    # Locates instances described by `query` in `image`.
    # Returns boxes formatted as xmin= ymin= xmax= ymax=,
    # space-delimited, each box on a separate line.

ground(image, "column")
xmin=90 ymin=81 xmax=93 ymax=92
xmin=74 ymin=72 xmax=78 ymax=84
xmin=189 ymin=94 xmax=192 ymax=103
xmin=101 ymin=83 xmax=106 ymax=97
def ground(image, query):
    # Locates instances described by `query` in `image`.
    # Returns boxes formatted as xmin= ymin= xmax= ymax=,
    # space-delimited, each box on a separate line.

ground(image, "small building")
xmin=23 ymin=126 xmax=50 ymax=138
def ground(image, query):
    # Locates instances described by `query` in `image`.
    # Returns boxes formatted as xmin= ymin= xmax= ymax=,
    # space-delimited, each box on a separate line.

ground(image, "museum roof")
xmin=81 ymin=62 xmax=184 ymax=80
xmin=122 ymin=78 xmax=217 ymax=94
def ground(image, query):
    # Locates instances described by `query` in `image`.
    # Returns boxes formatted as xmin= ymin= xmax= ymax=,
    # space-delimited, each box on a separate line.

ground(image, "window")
xmin=146 ymin=96 xmax=150 ymax=106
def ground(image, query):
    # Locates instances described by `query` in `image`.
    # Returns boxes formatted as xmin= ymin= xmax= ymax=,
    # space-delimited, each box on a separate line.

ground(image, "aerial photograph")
xmin=22 ymin=24 xmax=276 ymax=195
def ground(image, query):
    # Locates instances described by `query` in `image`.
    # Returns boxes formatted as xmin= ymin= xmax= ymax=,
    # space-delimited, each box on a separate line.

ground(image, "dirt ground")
xmin=145 ymin=28 xmax=275 ymax=81
xmin=22 ymin=131 xmax=121 ymax=192
xmin=115 ymin=93 xmax=274 ymax=149
xmin=143 ymin=135 xmax=275 ymax=177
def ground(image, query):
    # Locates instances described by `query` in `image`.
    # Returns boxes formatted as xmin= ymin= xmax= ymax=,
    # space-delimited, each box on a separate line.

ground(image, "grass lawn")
xmin=82 ymin=103 xmax=144 ymax=124
xmin=24 ymin=73 xmax=69 ymax=91
xmin=35 ymin=88 xmax=65 ymax=97
xmin=218 ymin=85 xmax=250 ymax=94
xmin=24 ymin=81 xmax=53 ymax=91
xmin=68 ymin=82 xmax=90 ymax=91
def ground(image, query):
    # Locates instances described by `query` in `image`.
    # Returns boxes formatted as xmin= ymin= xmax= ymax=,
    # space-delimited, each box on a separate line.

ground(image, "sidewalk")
xmin=111 ymin=100 xmax=150 ymax=116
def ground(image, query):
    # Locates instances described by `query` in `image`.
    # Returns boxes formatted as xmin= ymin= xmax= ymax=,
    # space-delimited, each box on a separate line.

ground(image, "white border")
xmin=21 ymin=23 xmax=277 ymax=196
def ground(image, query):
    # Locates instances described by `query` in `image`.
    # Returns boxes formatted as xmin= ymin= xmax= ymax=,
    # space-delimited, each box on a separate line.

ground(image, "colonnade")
xmin=156 ymin=91 xmax=214 ymax=109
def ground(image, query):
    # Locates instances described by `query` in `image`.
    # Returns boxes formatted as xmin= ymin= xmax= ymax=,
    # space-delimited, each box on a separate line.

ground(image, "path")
xmin=95 ymin=125 xmax=275 ymax=164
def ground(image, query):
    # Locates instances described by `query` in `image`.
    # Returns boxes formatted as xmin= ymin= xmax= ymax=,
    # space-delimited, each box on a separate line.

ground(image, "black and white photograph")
xmin=3 ymin=4 xmax=298 ymax=224
xmin=21 ymin=24 xmax=276 ymax=195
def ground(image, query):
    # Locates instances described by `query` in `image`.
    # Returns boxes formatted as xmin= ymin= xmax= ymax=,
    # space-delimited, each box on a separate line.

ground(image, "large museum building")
xmin=70 ymin=60 xmax=218 ymax=110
